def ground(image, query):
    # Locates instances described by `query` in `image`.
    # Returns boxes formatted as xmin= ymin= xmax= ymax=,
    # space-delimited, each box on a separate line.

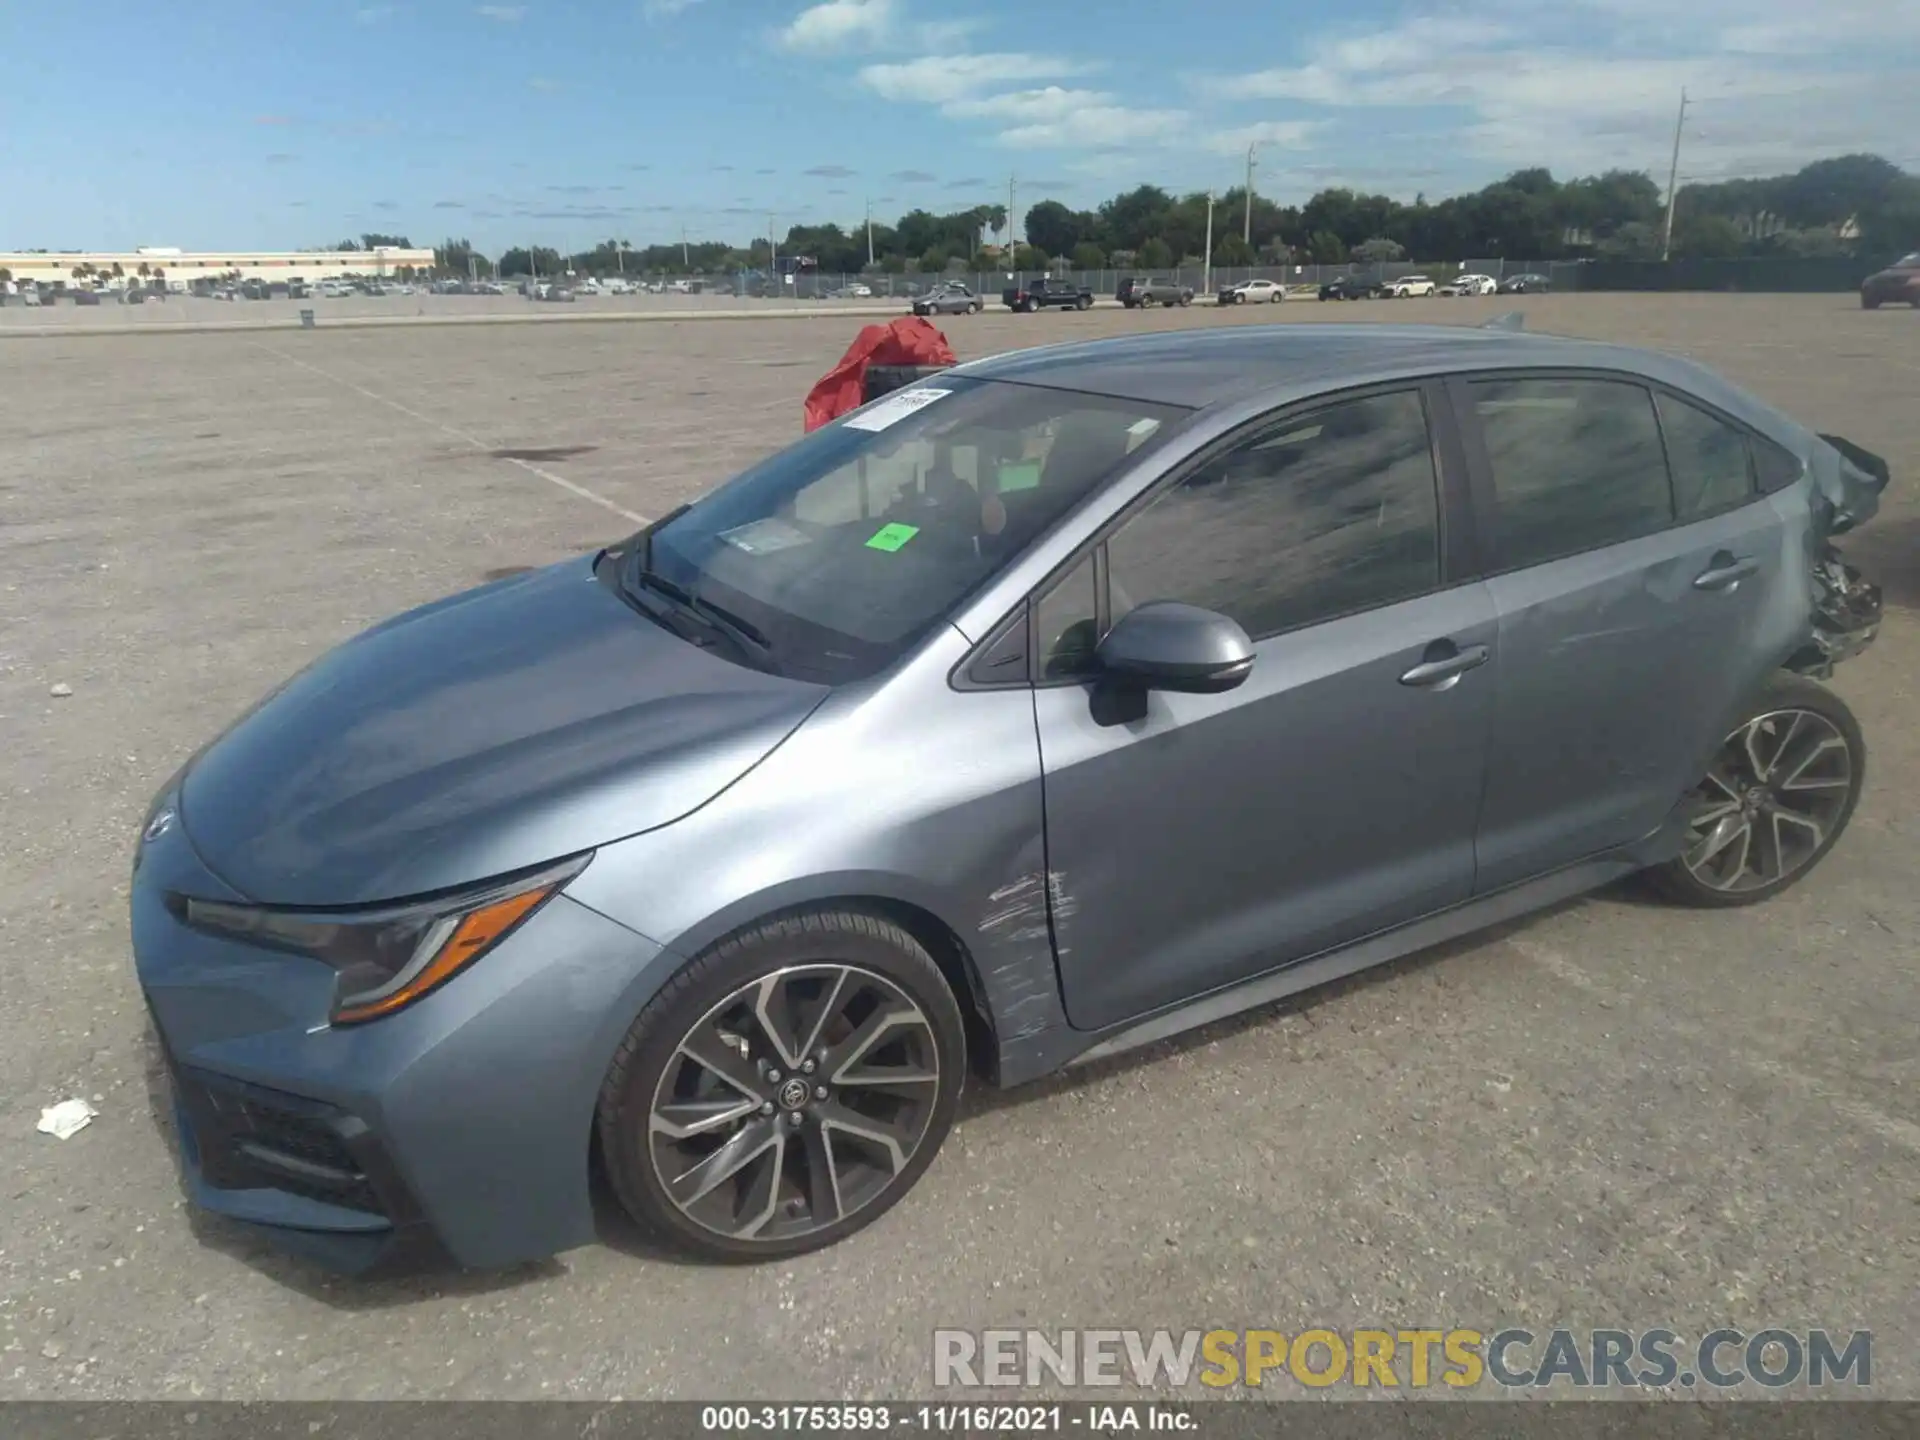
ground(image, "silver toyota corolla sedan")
xmin=133 ymin=322 xmax=1888 ymax=1271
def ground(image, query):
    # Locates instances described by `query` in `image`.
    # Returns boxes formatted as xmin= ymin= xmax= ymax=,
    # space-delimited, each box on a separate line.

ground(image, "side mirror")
xmin=1095 ymin=601 xmax=1255 ymax=694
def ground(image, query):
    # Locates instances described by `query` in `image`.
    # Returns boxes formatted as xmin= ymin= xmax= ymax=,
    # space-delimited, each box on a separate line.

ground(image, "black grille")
xmin=171 ymin=1066 xmax=392 ymax=1218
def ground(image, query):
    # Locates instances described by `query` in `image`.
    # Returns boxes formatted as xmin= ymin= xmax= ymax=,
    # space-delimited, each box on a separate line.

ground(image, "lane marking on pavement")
xmin=1508 ymin=936 xmax=1920 ymax=1156
xmin=248 ymin=340 xmax=648 ymax=525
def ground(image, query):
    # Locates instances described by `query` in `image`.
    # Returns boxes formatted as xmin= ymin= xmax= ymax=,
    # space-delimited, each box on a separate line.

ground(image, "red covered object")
xmin=802 ymin=316 xmax=957 ymax=432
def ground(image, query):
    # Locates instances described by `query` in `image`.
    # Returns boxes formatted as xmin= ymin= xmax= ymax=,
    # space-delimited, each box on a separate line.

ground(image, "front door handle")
xmin=1694 ymin=553 xmax=1759 ymax=591
xmin=1399 ymin=642 xmax=1491 ymax=690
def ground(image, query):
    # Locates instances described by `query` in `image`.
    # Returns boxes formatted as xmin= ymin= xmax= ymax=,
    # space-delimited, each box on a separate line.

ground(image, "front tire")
xmin=597 ymin=909 xmax=966 ymax=1261
xmin=1642 ymin=673 xmax=1866 ymax=908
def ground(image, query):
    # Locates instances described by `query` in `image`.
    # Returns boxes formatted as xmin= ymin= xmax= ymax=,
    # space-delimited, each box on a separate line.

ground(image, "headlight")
xmin=176 ymin=854 xmax=590 ymax=1026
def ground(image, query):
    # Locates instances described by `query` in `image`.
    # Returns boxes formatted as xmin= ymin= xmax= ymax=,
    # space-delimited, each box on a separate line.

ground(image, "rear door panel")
xmin=1473 ymin=501 xmax=1792 ymax=890
xmin=1448 ymin=372 xmax=1799 ymax=892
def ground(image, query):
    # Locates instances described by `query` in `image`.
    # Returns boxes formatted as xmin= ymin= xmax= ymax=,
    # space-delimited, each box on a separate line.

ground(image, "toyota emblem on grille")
xmin=143 ymin=808 xmax=176 ymax=843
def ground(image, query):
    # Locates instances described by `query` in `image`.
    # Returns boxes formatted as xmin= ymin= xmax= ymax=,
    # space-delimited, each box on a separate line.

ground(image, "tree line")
xmin=422 ymin=153 xmax=1917 ymax=279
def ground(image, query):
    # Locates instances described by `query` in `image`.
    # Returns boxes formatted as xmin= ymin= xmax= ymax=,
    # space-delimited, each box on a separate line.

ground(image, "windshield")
xmin=1899 ymin=253 xmax=1920 ymax=268
xmin=641 ymin=377 xmax=1188 ymax=683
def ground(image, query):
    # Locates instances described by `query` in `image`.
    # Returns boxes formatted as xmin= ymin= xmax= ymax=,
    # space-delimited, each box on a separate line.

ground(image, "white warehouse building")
xmin=0 ymin=245 xmax=439 ymax=288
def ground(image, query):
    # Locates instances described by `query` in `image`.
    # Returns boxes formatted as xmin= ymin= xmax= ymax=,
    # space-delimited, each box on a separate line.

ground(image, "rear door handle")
xmin=1694 ymin=554 xmax=1759 ymax=591
xmin=1399 ymin=643 xmax=1491 ymax=690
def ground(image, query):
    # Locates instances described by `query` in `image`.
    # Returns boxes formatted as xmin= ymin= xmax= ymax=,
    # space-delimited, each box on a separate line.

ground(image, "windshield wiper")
xmin=622 ymin=557 xmax=773 ymax=663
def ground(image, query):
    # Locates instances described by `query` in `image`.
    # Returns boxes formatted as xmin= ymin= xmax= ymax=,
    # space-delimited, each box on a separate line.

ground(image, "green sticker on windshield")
xmin=864 ymin=522 xmax=920 ymax=552
xmin=996 ymin=461 xmax=1042 ymax=492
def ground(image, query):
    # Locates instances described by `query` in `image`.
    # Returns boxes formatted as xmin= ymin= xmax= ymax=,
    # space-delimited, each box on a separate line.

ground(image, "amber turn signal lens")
xmin=331 ymin=884 xmax=555 ymax=1025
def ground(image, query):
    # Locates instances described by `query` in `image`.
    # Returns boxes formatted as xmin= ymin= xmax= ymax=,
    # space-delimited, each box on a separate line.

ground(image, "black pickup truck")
xmin=1001 ymin=277 xmax=1094 ymax=312
xmin=1117 ymin=275 xmax=1193 ymax=308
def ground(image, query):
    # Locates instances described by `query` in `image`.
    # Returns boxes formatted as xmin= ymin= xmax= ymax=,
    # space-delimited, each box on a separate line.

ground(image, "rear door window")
xmin=1655 ymin=392 xmax=1756 ymax=520
xmin=1470 ymin=377 xmax=1674 ymax=570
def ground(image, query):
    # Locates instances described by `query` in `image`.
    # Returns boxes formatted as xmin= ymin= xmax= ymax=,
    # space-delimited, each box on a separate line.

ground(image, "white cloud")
xmin=1202 ymin=120 xmax=1324 ymax=155
xmin=1209 ymin=2 xmax=1920 ymax=180
xmin=779 ymin=0 xmax=894 ymax=54
xmin=643 ymin=0 xmax=705 ymax=16
xmin=944 ymin=86 xmax=1108 ymax=123
xmin=860 ymin=53 xmax=1098 ymax=104
xmin=997 ymin=105 xmax=1190 ymax=150
xmin=476 ymin=5 xmax=526 ymax=20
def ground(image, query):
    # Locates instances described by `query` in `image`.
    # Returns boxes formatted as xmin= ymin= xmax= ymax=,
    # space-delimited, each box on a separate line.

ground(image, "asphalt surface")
xmin=0 ymin=290 xmax=966 ymax=336
xmin=1 ymin=294 xmax=1916 ymax=1400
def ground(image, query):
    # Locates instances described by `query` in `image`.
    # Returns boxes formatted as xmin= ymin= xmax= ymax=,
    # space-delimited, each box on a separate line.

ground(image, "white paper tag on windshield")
xmin=719 ymin=517 xmax=814 ymax=555
xmin=843 ymin=387 xmax=952 ymax=432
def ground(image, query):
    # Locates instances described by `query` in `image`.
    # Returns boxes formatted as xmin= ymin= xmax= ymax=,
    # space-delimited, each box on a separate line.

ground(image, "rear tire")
xmin=597 ymin=909 xmax=967 ymax=1261
xmin=1641 ymin=672 xmax=1866 ymax=909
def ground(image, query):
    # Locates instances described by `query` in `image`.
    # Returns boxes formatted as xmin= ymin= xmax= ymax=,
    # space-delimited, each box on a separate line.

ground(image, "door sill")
xmin=1069 ymin=855 xmax=1640 ymax=1067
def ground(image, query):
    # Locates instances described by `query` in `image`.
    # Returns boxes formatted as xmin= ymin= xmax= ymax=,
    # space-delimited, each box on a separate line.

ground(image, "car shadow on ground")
xmin=1842 ymin=517 xmax=1919 ymax=612
xmin=955 ymin=890 xmax=1605 ymax=1119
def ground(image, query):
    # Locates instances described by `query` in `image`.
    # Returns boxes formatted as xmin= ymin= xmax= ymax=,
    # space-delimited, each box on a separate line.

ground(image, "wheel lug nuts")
xmin=759 ymin=1101 xmax=775 ymax=1116
xmin=786 ymin=1111 xmax=804 ymax=1127
xmin=766 ymin=1068 xmax=782 ymax=1084
xmin=814 ymin=1086 xmax=828 ymax=1100
xmin=801 ymin=1059 xmax=815 ymax=1075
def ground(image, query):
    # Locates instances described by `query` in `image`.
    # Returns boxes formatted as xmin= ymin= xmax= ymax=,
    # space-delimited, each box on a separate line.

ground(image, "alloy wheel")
xmin=647 ymin=964 xmax=942 ymax=1244
xmin=1681 ymin=708 xmax=1855 ymax=893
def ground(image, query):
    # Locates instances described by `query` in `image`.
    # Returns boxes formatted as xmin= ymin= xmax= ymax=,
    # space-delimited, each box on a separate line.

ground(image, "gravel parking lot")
xmin=1 ymin=294 xmax=1916 ymax=1400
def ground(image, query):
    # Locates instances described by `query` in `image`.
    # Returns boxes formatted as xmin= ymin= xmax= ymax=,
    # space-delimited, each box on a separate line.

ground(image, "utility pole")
xmin=681 ymin=222 xmax=689 ymax=269
xmin=616 ymin=240 xmax=625 ymax=277
xmin=1203 ymin=190 xmax=1215 ymax=296
xmin=1007 ymin=173 xmax=1017 ymax=257
xmin=1661 ymin=88 xmax=1689 ymax=261
xmin=866 ymin=198 xmax=875 ymax=269
xmin=1244 ymin=143 xmax=1256 ymax=245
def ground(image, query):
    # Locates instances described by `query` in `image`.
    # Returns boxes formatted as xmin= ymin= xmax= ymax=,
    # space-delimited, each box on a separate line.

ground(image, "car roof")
xmin=949 ymin=322 xmax=1781 ymax=425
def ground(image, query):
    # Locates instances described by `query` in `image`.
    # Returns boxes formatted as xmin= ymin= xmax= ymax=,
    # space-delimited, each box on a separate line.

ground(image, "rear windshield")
xmin=644 ymin=377 xmax=1190 ymax=683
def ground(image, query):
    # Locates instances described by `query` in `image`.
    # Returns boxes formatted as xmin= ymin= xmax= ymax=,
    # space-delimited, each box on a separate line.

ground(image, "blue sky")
xmin=2 ymin=0 xmax=1914 ymax=253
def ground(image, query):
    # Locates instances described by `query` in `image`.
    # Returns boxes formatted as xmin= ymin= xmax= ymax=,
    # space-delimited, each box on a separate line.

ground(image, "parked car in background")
xmin=1497 ymin=272 xmax=1552 ymax=294
xmin=132 ymin=321 xmax=1890 ymax=1272
xmin=912 ymin=282 xmax=984 ymax=316
xmin=1441 ymin=273 xmax=1498 ymax=296
xmin=1384 ymin=274 xmax=1438 ymax=297
xmin=1859 ymin=252 xmax=1920 ymax=309
xmin=1117 ymin=276 xmax=1193 ymax=308
xmin=1216 ymin=278 xmax=1286 ymax=305
xmin=1002 ymin=276 xmax=1095 ymax=311
xmin=1319 ymin=275 xmax=1386 ymax=301
xmin=538 ymin=285 xmax=578 ymax=302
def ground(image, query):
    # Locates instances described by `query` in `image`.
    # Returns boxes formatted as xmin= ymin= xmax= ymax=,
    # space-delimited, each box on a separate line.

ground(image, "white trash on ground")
xmin=37 ymin=1099 xmax=97 ymax=1139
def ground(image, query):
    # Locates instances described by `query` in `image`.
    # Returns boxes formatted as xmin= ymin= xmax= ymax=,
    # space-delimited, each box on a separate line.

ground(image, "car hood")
xmin=1865 ymin=267 xmax=1918 ymax=286
xmin=178 ymin=558 xmax=829 ymax=907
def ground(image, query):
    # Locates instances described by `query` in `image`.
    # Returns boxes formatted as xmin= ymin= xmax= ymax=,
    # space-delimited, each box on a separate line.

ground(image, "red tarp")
xmin=802 ymin=316 xmax=956 ymax=432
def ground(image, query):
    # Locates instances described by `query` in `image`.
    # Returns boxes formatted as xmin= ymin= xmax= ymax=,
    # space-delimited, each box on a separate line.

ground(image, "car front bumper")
xmin=131 ymin=807 xmax=670 ymax=1272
